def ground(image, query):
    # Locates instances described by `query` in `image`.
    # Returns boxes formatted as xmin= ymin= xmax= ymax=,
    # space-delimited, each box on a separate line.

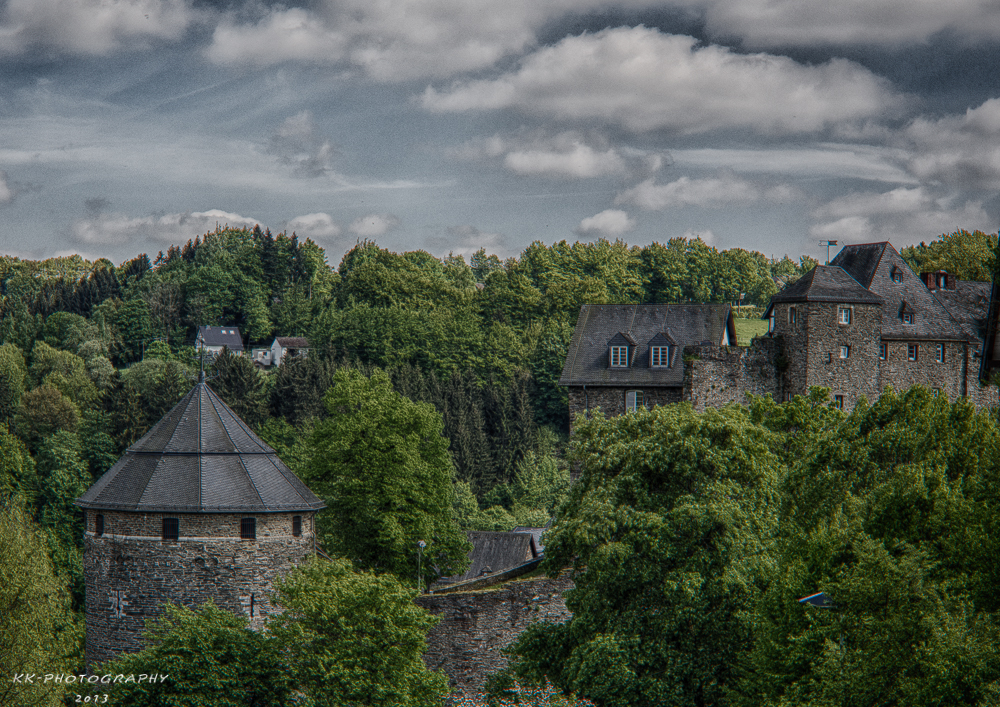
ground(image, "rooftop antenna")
xmin=819 ymin=240 xmax=838 ymax=265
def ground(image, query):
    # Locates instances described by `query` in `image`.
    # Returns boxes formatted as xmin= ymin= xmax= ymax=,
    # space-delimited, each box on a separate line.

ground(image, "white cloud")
xmin=426 ymin=224 xmax=508 ymax=258
xmin=0 ymin=171 xmax=12 ymax=204
xmin=683 ymin=228 xmax=716 ymax=246
xmin=286 ymin=213 xmax=342 ymax=239
xmin=206 ymin=0 xmax=628 ymax=81
xmin=72 ymin=209 xmax=260 ymax=245
xmin=900 ymin=98 xmax=1000 ymax=190
xmin=451 ymin=131 xmax=664 ymax=179
xmin=616 ymin=174 xmax=795 ymax=210
xmin=267 ymin=111 xmax=336 ymax=178
xmin=423 ymin=27 xmax=904 ymax=135
xmin=576 ymin=209 xmax=636 ymax=237
xmin=348 ymin=214 xmax=401 ymax=237
xmin=809 ymin=187 xmax=993 ymax=245
xmin=505 ymin=142 xmax=627 ymax=178
xmin=696 ymin=0 xmax=1000 ymax=47
xmin=0 ymin=0 xmax=190 ymax=56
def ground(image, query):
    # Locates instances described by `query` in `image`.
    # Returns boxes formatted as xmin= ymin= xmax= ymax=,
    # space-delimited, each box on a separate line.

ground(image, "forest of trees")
xmin=1 ymin=226 xmax=997 ymax=706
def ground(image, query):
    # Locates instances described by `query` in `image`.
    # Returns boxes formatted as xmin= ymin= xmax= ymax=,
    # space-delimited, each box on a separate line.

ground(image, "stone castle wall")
xmin=683 ymin=338 xmax=783 ymax=412
xmin=83 ymin=511 xmax=316 ymax=669
xmin=417 ymin=573 xmax=575 ymax=696
xmin=568 ymin=386 xmax=682 ymax=430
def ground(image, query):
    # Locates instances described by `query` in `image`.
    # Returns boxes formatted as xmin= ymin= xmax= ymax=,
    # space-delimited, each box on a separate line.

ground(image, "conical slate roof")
xmin=76 ymin=378 xmax=325 ymax=513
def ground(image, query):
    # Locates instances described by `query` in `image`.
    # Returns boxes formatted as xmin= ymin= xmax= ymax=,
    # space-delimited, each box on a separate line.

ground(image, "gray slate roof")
xmin=832 ymin=243 xmax=969 ymax=341
xmin=437 ymin=531 xmax=538 ymax=584
xmin=76 ymin=379 xmax=325 ymax=513
xmin=512 ymin=526 xmax=548 ymax=553
xmin=275 ymin=337 xmax=309 ymax=348
xmin=769 ymin=265 xmax=881 ymax=305
xmin=936 ymin=281 xmax=991 ymax=342
xmin=559 ymin=304 xmax=736 ymax=387
xmin=197 ymin=326 xmax=244 ymax=351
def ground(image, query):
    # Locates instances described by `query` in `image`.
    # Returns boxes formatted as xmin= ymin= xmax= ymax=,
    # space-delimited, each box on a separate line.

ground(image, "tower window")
xmin=96 ymin=514 xmax=105 ymax=537
xmin=838 ymin=307 xmax=852 ymax=325
xmin=936 ymin=343 xmax=945 ymax=363
xmin=292 ymin=515 xmax=302 ymax=537
xmin=241 ymin=517 xmax=257 ymax=540
xmin=840 ymin=345 xmax=850 ymax=359
xmin=879 ymin=343 xmax=887 ymax=360
xmin=908 ymin=344 xmax=919 ymax=362
xmin=789 ymin=307 xmax=797 ymax=324
xmin=834 ymin=395 xmax=844 ymax=409
xmin=162 ymin=518 xmax=179 ymax=541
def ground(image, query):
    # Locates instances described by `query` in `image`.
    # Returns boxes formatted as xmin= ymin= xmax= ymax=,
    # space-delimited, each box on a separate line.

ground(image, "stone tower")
xmin=75 ymin=375 xmax=325 ymax=669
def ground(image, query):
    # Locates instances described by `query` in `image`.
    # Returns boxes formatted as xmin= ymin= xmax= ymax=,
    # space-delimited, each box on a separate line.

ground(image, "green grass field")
xmin=734 ymin=318 xmax=769 ymax=345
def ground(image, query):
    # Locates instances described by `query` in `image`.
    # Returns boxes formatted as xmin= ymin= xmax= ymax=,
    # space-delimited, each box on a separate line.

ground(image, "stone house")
xmin=558 ymin=303 xmax=736 ymax=424
xmin=763 ymin=241 xmax=994 ymax=409
xmin=560 ymin=242 xmax=996 ymax=420
xmin=195 ymin=325 xmax=244 ymax=356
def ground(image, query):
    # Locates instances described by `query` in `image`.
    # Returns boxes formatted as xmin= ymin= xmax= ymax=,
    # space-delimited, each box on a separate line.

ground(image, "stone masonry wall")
xmin=879 ymin=339 xmax=966 ymax=402
xmin=683 ymin=338 xmax=783 ymax=412
xmin=567 ymin=386 xmax=682 ymax=431
xmin=83 ymin=511 xmax=316 ymax=669
xmin=417 ymin=573 xmax=575 ymax=696
xmin=797 ymin=302 xmax=883 ymax=408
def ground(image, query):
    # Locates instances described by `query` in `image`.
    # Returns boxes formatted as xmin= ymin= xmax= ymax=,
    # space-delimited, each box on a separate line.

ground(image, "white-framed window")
xmin=902 ymin=313 xmax=914 ymax=325
xmin=625 ymin=390 xmax=644 ymax=412
xmin=935 ymin=343 xmax=945 ymax=363
xmin=610 ymin=346 xmax=629 ymax=367
xmin=834 ymin=395 xmax=844 ymax=409
xmin=838 ymin=307 xmax=852 ymax=325
xmin=908 ymin=344 xmax=918 ymax=362
xmin=840 ymin=345 xmax=850 ymax=359
xmin=650 ymin=346 xmax=672 ymax=368
xmin=789 ymin=306 xmax=797 ymax=324
xmin=879 ymin=342 xmax=887 ymax=360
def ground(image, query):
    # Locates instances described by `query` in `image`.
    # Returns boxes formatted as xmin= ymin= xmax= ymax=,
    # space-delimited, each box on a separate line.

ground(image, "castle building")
xmin=560 ymin=242 xmax=996 ymax=419
xmin=75 ymin=374 xmax=325 ymax=668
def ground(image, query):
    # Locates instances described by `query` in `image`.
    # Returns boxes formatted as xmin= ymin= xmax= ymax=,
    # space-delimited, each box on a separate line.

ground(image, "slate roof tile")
xmin=76 ymin=378 xmax=325 ymax=513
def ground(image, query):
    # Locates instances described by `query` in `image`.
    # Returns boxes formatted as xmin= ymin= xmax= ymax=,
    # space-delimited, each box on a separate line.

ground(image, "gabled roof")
xmin=830 ymin=242 xmax=889 ymax=288
xmin=197 ymin=326 xmax=244 ymax=351
xmin=76 ymin=376 xmax=325 ymax=513
xmin=833 ymin=243 xmax=968 ymax=341
xmin=437 ymin=531 xmax=538 ymax=584
xmin=275 ymin=337 xmax=309 ymax=348
xmin=559 ymin=304 xmax=736 ymax=387
xmin=512 ymin=526 xmax=548 ymax=553
xmin=769 ymin=265 xmax=881 ymax=305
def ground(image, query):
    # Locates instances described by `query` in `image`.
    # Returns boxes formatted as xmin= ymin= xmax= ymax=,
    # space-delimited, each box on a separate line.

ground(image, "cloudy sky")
xmin=2 ymin=0 xmax=1000 ymax=266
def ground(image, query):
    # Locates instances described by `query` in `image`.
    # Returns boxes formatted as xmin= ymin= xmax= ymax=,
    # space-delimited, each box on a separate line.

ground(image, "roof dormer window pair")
xmin=609 ymin=332 xmax=676 ymax=369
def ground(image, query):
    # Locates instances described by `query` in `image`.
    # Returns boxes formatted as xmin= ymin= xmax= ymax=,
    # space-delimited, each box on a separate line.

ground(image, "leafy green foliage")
xmin=97 ymin=602 xmax=292 ymax=707
xmin=460 ymin=679 xmax=596 ymax=706
xmin=0 ymin=495 xmax=82 ymax=707
xmin=0 ymin=342 xmax=26 ymax=424
xmin=14 ymin=384 xmax=79 ymax=450
xmin=209 ymin=348 xmax=269 ymax=428
xmin=270 ymin=557 xmax=450 ymax=707
xmin=307 ymin=368 xmax=471 ymax=583
xmin=901 ymin=229 xmax=998 ymax=281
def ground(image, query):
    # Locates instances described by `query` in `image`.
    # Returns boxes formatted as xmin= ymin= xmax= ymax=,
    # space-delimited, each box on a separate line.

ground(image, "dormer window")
xmin=647 ymin=332 xmax=677 ymax=369
xmin=900 ymin=301 xmax=915 ymax=325
xmin=891 ymin=267 xmax=903 ymax=283
xmin=608 ymin=332 xmax=636 ymax=368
